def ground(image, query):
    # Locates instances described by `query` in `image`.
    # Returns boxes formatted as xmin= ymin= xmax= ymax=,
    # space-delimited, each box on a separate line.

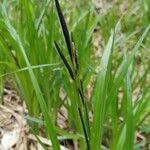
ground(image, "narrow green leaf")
xmin=123 ymin=67 xmax=134 ymax=150
xmin=107 ymin=25 xmax=150 ymax=107
xmin=1 ymin=9 xmax=60 ymax=149
xmin=90 ymin=31 xmax=114 ymax=150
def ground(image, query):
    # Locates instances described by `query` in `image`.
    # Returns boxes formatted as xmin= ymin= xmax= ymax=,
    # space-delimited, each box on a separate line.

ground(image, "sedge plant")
xmin=0 ymin=0 xmax=149 ymax=149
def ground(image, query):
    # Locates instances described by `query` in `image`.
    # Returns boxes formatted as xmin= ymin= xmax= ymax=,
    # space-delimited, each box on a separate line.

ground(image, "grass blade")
xmin=1 ymin=6 xmax=60 ymax=149
xmin=123 ymin=66 xmax=134 ymax=150
xmin=90 ymin=31 xmax=114 ymax=150
xmin=107 ymin=25 xmax=150 ymax=107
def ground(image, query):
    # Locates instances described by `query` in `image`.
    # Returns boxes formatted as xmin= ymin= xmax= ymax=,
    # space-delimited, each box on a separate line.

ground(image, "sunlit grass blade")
xmin=90 ymin=31 xmax=114 ymax=150
xmin=0 ymin=63 xmax=59 ymax=78
xmin=35 ymin=0 xmax=51 ymax=31
xmin=109 ymin=25 xmax=150 ymax=150
xmin=0 ymin=6 xmax=60 ymax=149
xmin=14 ymin=33 xmax=60 ymax=150
xmin=114 ymin=65 xmax=134 ymax=150
xmin=107 ymin=25 xmax=150 ymax=107
xmin=124 ymin=68 xmax=134 ymax=150
xmin=134 ymin=96 xmax=150 ymax=125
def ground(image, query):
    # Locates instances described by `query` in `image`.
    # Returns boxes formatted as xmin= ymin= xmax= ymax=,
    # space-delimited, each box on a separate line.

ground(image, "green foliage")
xmin=0 ymin=0 xmax=149 ymax=149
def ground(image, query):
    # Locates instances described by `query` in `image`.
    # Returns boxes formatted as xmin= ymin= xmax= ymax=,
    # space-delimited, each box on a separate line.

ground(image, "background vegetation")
xmin=0 ymin=0 xmax=149 ymax=149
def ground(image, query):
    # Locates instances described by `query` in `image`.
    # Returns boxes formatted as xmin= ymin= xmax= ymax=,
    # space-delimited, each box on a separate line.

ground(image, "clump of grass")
xmin=0 ymin=0 xmax=150 ymax=149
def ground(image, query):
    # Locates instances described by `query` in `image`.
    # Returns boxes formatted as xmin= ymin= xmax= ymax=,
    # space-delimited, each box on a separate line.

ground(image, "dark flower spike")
xmin=71 ymin=32 xmax=79 ymax=74
xmin=71 ymin=33 xmax=90 ymax=139
xmin=54 ymin=41 xmax=74 ymax=80
xmin=55 ymin=0 xmax=73 ymax=63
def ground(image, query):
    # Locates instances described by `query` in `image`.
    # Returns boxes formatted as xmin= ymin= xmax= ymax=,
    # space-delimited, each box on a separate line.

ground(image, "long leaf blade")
xmin=90 ymin=31 xmax=114 ymax=150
